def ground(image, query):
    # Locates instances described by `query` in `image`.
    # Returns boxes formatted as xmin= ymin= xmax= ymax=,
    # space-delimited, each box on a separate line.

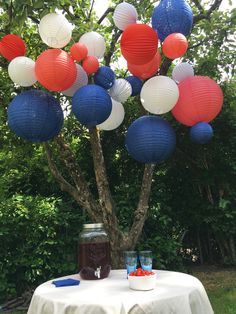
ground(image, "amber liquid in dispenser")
xmin=79 ymin=241 xmax=111 ymax=280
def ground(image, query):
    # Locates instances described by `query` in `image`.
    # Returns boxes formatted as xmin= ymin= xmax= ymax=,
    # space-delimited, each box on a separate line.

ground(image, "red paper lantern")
xmin=0 ymin=34 xmax=26 ymax=61
xmin=35 ymin=49 xmax=76 ymax=92
xmin=128 ymin=51 xmax=161 ymax=80
xmin=162 ymin=33 xmax=188 ymax=60
xmin=172 ymin=76 xmax=223 ymax=126
xmin=70 ymin=42 xmax=88 ymax=62
xmin=120 ymin=24 xmax=158 ymax=65
xmin=82 ymin=56 xmax=99 ymax=74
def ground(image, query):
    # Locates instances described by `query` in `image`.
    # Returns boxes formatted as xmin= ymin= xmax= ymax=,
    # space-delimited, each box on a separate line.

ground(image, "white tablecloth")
xmin=27 ymin=269 xmax=214 ymax=314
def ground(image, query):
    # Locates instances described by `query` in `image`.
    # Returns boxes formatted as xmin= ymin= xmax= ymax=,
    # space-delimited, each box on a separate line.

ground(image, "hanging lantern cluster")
xmin=111 ymin=0 xmax=223 ymax=162
xmin=1 ymin=1 xmax=223 ymax=160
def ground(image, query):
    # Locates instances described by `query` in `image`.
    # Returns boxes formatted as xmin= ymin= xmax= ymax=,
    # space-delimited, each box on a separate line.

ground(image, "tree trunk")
xmin=44 ymin=132 xmax=155 ymax=268
xmin=197 ymin=230 xmax=204 ymax=265
xmin=229 ymin=236 xmax=236 ymax=264
xmin=207 ymin=228 xmax=213 ymax=263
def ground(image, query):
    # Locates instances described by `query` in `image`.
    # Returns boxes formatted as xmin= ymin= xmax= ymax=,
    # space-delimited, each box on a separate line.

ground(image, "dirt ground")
xmin=189 ymin=265 xmax=236 ymax=292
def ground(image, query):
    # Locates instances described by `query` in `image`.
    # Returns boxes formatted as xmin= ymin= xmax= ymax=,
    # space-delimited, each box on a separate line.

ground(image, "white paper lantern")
xmin=140 ymin=76 xmax=179 ymax=114
xmin=62 ymin=64 xmax=88 ymax=97
xmin=98 ymin=99 xmax=125 ymax=130
xmin=172 ymin=62 xmax=194 ymax=83
xmin=79 ymin=32 xmax=106 ymax=59
xmin=113 ymin=2 xmax=138 ymax=31
xmin=109 ymin=79 xmax=132 ymax=103
xmin=39 ymin=13 xmax=72 ymax=48
xmin=8 ymin=56 xmax=37 ymax=87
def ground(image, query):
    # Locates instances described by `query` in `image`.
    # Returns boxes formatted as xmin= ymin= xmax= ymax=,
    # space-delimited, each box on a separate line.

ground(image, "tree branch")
xmin=89 ymin=128 xmax=115 ymax=214
xmin=61 ymin=5 xmax=76 ymax=20
xmin=44 ymin=142 xmax=78 ymax=195
xmin=104 ymin=29 xmax=122 ymax=66
xmin=87 ymin=0 xmax=95 ymax=21
xmin=191 ymin=0 xmax=204 ymax=13
xmin=127 ymin=164 xmax=156 ymax=247
xmin=188 ymin=38 xmax=207 ymax=50
xmin=0 ymin=59 xmax=8 ymax=69
xmin=159 ymin=57 xmax=173 ymax=76
xmin=6 ymin=0 xmax=13 ymax=33
xmin=193 ymin=0 xmax=223 ymax=24
xmin=89 ymin=127 xmax=124 ymax=247
xmin=28 ymin=16 xmax=40 ymax=24
xmin=97 ymin=7 xmax=114 ymax=24
xmin=44 ymin=138 xmax=102 ymax=222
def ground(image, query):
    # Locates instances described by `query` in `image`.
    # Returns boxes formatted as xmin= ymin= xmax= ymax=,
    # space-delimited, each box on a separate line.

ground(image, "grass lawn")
xmin=7 ymin=267 xmax=236 ymax=314
xmin=190 ymin=266 xmax=236 ymax=314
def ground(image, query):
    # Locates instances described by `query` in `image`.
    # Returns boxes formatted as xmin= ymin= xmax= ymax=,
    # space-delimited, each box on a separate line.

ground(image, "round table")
xmin=27 ymin=269 xmax=213 ymax=314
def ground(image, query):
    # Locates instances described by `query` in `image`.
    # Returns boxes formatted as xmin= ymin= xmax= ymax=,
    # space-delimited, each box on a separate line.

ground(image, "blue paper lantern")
xmin=72 ymin=84 xmax=112 ymax=127
xmin=125 ymin=115 xmax=176 ymax=163
xmin=125 ymin=76 xmax=143 ymax=96
xmin=152 ymin=0 xmax=193 ymax=42
xmin=7 ymin=89 xmax=63 ymax=142
xmin=94 ymin=66 xmax=116 ymax=90
xmin=190 ymin=122 xmax=213 ymax=144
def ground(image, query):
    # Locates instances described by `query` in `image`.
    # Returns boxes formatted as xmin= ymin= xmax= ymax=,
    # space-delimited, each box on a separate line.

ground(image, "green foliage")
xmin=0 ymin=195 xmax=85 ymax=302
xmin=139 ymin=206 xmax=184 ymax=271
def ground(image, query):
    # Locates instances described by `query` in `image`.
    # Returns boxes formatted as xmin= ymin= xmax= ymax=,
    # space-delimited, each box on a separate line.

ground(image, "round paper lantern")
xmin=162 ymin=33 xmax=188 ymax=60
xmin=113 ymin=2 xmax=138 ymax=31
xmin=79 ymin=32 xmax=106 ymax=59
xmin=125 ymin=76 xmax=143 ymax=96
xmin=82 ymin=56 xmax=99 ymax=74
xmin=162 ymin=33 xmax=188 ymax=59
xmin=109 ymin=78 xmax=132 ymax=103
xmin=128 ymin=51 xmax=161 ymax=80
xmin=125 ymin=116 xmax=176 ymax=164
xmin=172 ymin=62 xmax=194 ymax=83
xmin=152 ymin=0 xmax=193 ymax=42
xmin=8 ymin=56 xmax=37 ymax=87
xmin=172 ymin=76 xmax=224 ymax=126
xmin=72 ymin=85 xmax=112 ymax=127
xmin=120 ymin=24 xmax=158 ymax=65
xmin=70 ymin=42 xmax=88 ymax=61
xmin=190 ymin=122 xmax=213 ymax=144
xmin=7 ymin=89 xmax=63 ymax=142
xmin=0 ymin=34 xmax=26 ymax=61
xmin=140 ymin=76 xmax=179 ymax=114
xmin=98 ymin=99 xmax=125 ymax=131
xmin=94 ymin=66 xmax=116 ymax=90
xmin=38 ymin=13 xmax=72 ymax=48
xmin=62 ymin=64 xmax=88 ymax=97
xmin=35 ymin=49 xmax=76 ymax=92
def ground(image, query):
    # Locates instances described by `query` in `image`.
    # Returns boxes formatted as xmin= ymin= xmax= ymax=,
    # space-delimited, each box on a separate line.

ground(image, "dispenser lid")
xmin=83 ymin=223 xmax=104 ymax=229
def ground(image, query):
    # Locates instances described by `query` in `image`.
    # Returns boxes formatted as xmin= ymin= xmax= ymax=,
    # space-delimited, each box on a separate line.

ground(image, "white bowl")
xmin=128 ymin=272 xmax=156 ymax=290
